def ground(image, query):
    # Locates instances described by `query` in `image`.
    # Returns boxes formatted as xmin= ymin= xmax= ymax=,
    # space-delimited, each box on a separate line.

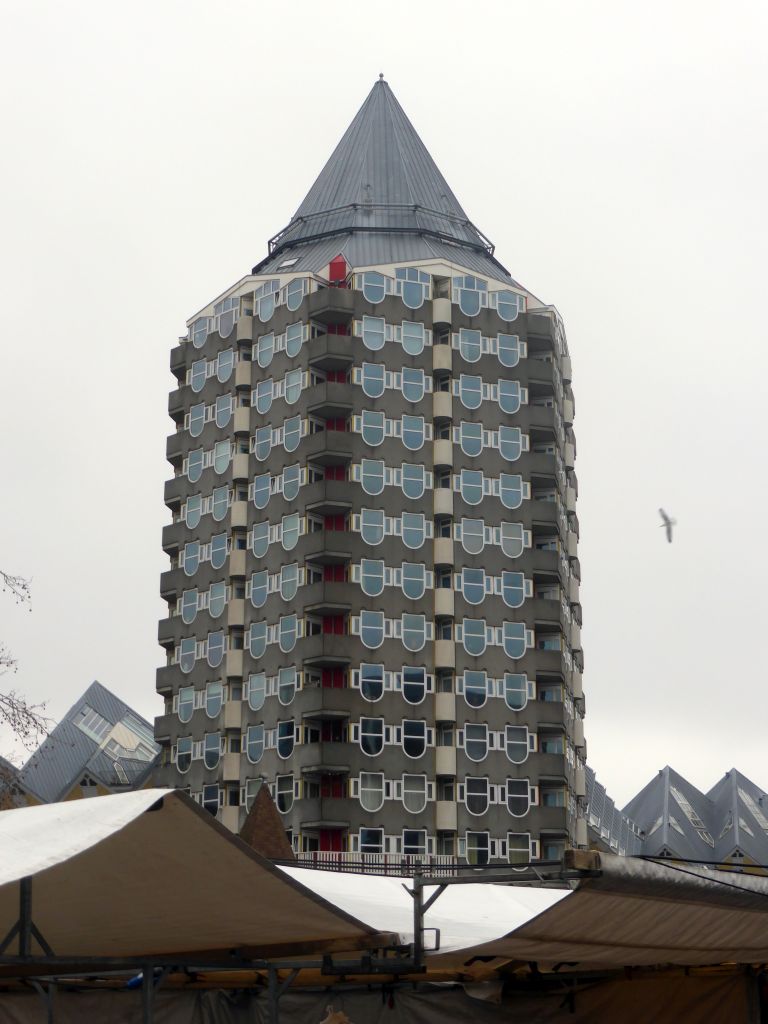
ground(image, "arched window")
xmin=281 ymin=513 xmax=300 ymax=551
xmin=280 ymin=563 xmax=299 ymax=602
xmin=190 ymin=360 xmax=207 ymax=394
xmin=279 ymin=614 xmax=298 ymax=653
xmin=396 ymin=268 xmax=429 ymax=309
xmin=360 ymin=559 xmax=385 ymax=597
xmin=401 ymin=367 xmax=426 ymax=403
xmin=402 ymin=666 xmax=426 ymax=704
xmin=461 ymin=568 xmax=486 ymax=605
xmin=186 ymin=448 xmax=204 ymax=484
xmin=252 ymin=474 xmax=270 ymax=510
xmin=248 ymin=672 xmax=266 ymax=711
xmin=246 ymin=724 xmax=264 ymax=763
xmin=503 ymin=622 xmax=527 ymax=659
xmin=213 ymin=440 xmax=230 ymax=474
xmin=217 ymin=349 xmax=235 ymax=383
xmin=190 ymin=318 xmax=209 ymax=349
xmin=275 ymin=774 xmax=294 ymax=812
xmin=403 ymin=720 xmax=426 ymax=758
xmin=401 ymin=613 xmax=426 ymax=652
xmin=360 ymin=611 xmax=385 ymax=649
xmin=208 ymin=581 xmax=226 ymax=618
xmin=249 ymin=621 xmax=267 ymax=659
xmin=463 ymin=671 xmax=487 ymax=708
xmin=497 ymin=333 xmax=521 ymax=368
xmin=464 ymin=723 xmax=488 ymax=762
xmin=203 ymin=732 xmax=221 ymax=770
xmin=210 ymin=534 xmax=227 ymax=570
xmin=212 ymin=486 xmax=229 ymax=522
xmin=459 ymin=518 xmax=485 ymax=555
xmin=360 ymin=772 xmax=385 ymax=811
xmin=500 ymin=522 xmax=525 ymax=558
xmin=401 ymin=562 xmax=427 ymax=601
xmin=454 ymin=275 xmax=487 ymax=316
xmin=402 ymin=512 xmax=426 ymax=549
xmin=502 ymin=572 xmax=526 ymax=609
xmin=360 ymin=663 xmax=384 ymax=702
xmin=183 ymin=541 xmax=200 ymax=577
xmin=256 ymin=283 xmax=278 ymax=323
xmin=277 ymin=720 xmax=295 ymax=759
xmin=278 ymin=667 xmax=297 ymax=705
xmin=361 ymin=273 xmax=386 ymax=305
xmin=362 ymin=314 xmax=385 ymax=349
xmin=458 ymin=374 xmax=482 ymax=410
xmin=361 ymin=363 xmax=385 ymax=398
xmin=361 ymin=459 xmax=385 ymax=495
xmin=458 ymin=421 xmax=483 ymax=458
xmin=465 ymin=777 xmax=489 ymax=815
xmin=207 ymin=631 xmax=225 ymax=669
xmin=251 ymin=521 xmax=269 ymax=558
xmin=256 ymin=332 xmax=275 ymax=368
xmin=185 ymin=495 xmax=202 ymax=530
xmin=361 ymin=410 xmax=385 ymax=446
xmin=402 ymin=774 xmax=428 ymax=813
xmin=504 ymin=673 xmax=528 ymax=711
xmin=284 ymin=369 xmax=303 ymax=405
xmin=401 ymin=320 xmax=425 ymax=355
xmin=215 ymin=395 xmax=232 ymax=429
xmin=253 ymin=426 xmax=272 ymax=462
xmin=205 ymin=681 xmax=223 ymax=718
xmin=458 ymin=329 xmax=481 ymax=362
xmin=188 ymin=404 xmax=206 ymax=439
xmin=285 ymin=279 xmax=305 ymax=312
xmin=498 ymin=380 xmax=521 ymax=415
xmin=175 ymin=736 xmax=192 ymax=774
xmin=282 ymin=463 xmax=301 ymax=501
xmin=401 ymin=415 xmax=425 ymax=451
xmin=283 ymin=415 xmax=302 ymax=453
xmin=500 ymin=474 xmax=524 ymax=510
xmin=285 ymin=322 xmax=303 ymax=357
xmin=499 ymin=425 xmax=522 ymax=462
xmin=360 ymin=717 xmax=384 ymax=756
xmin=507 ymin=780 xmax=530 ymax=817
xmin=401 ymin=463 xmax=426 ymax=500
xmin=177 ymin=685 xmax=194 ymax=723
xmin=508 ymin=832 xmax=531 ymax=865
xmin=254 ymin=379 xmax=273 ymax=415
xmin=462 ymin=618 xmax=487 ymax=657
xmin=506 ymin=725 xmax=529 ymax=764
xmin=360 ymin=508 xmax=385 ymax=545
xmin=495 ymin=290 xmax=521 ymax=322
xmin=181 ymin=589 xmax=198 ymax=625
xmin=459 ymin=469 xmax=484 ymax=506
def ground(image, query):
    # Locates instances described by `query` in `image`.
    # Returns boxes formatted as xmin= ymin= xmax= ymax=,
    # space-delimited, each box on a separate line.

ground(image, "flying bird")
xmin=658 ymin=508 xmax=676 ymax=543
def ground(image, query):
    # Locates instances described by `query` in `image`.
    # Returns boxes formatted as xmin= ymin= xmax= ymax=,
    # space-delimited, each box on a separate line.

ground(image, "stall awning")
xmin=0 ymin=789 xmax=391 ymax=964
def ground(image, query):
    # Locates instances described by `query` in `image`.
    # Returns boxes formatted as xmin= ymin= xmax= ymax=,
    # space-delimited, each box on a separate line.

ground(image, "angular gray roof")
xmin=254 ymin=78 xmax=515 ymax=283
xmin=18 ymin=680 xmax=158 ymax=803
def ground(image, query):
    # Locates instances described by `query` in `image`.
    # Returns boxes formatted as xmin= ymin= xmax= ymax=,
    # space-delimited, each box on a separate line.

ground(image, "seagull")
xmin=658 ymin=508 xmax=676 ymax=543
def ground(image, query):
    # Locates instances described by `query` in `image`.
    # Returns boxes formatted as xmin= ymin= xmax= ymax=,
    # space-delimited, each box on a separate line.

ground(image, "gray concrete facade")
xmin=155 ymin=79 xmax=586 ymax=868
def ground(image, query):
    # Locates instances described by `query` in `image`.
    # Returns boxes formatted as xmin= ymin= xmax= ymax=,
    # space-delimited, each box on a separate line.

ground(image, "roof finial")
xmin=379 ymin=72 xmax=385 ymax=82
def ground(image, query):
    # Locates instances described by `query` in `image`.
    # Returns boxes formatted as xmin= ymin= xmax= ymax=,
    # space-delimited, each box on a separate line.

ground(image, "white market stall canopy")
xmin=0 ymin=789 xmax=391 ymax=965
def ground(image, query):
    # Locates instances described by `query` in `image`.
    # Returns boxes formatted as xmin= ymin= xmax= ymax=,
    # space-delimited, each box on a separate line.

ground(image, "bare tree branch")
xmin=1 ymin=570 xmax=31 ymax=606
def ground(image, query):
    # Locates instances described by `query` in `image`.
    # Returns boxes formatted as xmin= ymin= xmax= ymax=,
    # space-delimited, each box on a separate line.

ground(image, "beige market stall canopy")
xmin=432 ymin=850 xmax=768 ymax=969
xmin=0 ymin=789 xmax=393 ymax=971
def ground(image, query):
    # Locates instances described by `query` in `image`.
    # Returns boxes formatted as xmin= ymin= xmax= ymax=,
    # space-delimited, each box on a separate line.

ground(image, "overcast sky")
xmin=1 ymin=0 xmax=766 ymax=806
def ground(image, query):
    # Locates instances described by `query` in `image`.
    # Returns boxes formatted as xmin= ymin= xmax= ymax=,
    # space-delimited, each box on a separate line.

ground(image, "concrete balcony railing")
xmin=435 ymin=801 xmax=457 ymax=831
xmin=235 ymin=361 xmax=252 ymax=388
xmin=434 ymin=692 xmax=456 ymax=722
xmin=229 ymin=549 xmax=246 ymax=578
xmin=220 ymin=752 xmax=241 ymax=783
xmin=433 ymin=538 xmax=454 ymax=566
xmin=434 ymin=588 xmax=454 ymax=619
xmin=218 ymin=805 xmax=241 ymax=834
xmin=435 ymin=746 xmax=456 ymax=775
xmin=434 ymin=639 xmax=455 ymax=671
xmin=433 ymin=392 xmax=452 ymax=420
xmin=222 ymin=700 xmax=242 ymax=731
xmin=227 ymin=598 xmax=245 ymax=629
xmin=432 ymin=297 xmax=452 ymax=327
xmin=233 ymin=407 xmax=250 ymax=435
xmin=231 ymin=452 xmax=250 ymax=481
xmin=230 ymin=501 xmax=248 ymax=529
xmin=433 ymin=439 xmax=453 ymax=468
xmin=432 ymin=345 xmax=452 ymax=374
xmin=433 ymin=489 xmax=453 ymax=518
xmin=236 ymin=315 xmax=253 ymax=343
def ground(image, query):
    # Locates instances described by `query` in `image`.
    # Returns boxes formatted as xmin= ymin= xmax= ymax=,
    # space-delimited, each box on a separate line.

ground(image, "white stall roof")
xmin=281 ymin=866 xmax=569 ymax=950
xmin=0 ymin=790 xmax=389 ymax=961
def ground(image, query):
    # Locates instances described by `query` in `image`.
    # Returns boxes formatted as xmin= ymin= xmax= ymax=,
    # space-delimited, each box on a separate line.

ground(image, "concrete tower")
xmin=155 ymin=79 xmax=586 ymax=867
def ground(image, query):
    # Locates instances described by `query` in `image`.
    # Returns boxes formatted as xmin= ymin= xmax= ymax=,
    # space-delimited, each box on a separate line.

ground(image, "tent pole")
xmin=142 ymin=963 xmax=154 ymax=1024
xmin=268 ymin=966 xmax=299 ymax=1024
xmin=19 ymin=877 xmax=32 ymax=958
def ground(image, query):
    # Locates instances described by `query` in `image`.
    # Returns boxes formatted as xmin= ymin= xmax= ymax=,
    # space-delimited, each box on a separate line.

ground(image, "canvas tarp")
xmin=0 ymin=789 xmax=390 ymax=963
xmin=434 ymin=851 xmax=768 ymax=968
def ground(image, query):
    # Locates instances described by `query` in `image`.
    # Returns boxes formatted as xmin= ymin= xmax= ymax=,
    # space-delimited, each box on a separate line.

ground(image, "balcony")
xmin=565 ymin=486 xmax=576 ymax=513
xmin=435 ymin=801 xmax=457 ymax=830
xmin=572 ymin=716 xmax=585 ymax=751
xmin=227 ymin=598 xmax=245 ymax=628
xmin=236 ymin=315 xmax=253 ymax=343
xmin=155 ymin=665 xmax=176 ymax=695
xmin=219 ymin=805 xmax=241 ymax=834
xmin=220 ymin=752 xmax=241 ymax=783
xmin=433 ymin=392 xmax=452 ymax=420
xmin=235 ymin=361 xmax=251 ymax=389
xmin=435 ymin=692 xmax=456 ymax=721
xmin=308 ymin=288 xmax=356 ymax=323
xmin=433 ymin=489 xmax=453 ymax=518
xmin=157 ymin=616 xmax=176 ymax=647
xmin=566 ymin=531 xmax=578 ymax=558
xmin=432 ymin=345 xmax=452 ymax=373
xmin=435 ymin=746 xmax=456 ymax=775
xmin=308 ymin=334 xmax=355 ymax=371
xmin=230 ymin=501 xmax=248 ymax=529
xmin=163 ymin=476 xmax=185 ymax=510
xmin=434 ymin=639 xmax=455 ymax=670
xmin=563 ymin=399 xmax=574 ymax=425
xmin=433 ymin=439 xmax=453 ymax=468
xmin=432 ymin=297 xmax=452 ymax=327
xmin=223 ymin=700 xmax=242 ymax=731
xmin=226 ymin=650 xmax=243 ymax=679
xmin=306 ymin=382 xmax=353 ymax=419
xmin=166 ymin=432 xmax=184 ymax=464
xmin=561 ymin=355 xmax=572 ymax=383
xmin=433 ymin=538 xmax=454 ymax=566
xmin=170 ymin=343 xmax=186 ymax=379
xmin=574 ymin=767 xmax=586 ymax=798
xmin=571 ymin=669 xmax=583 ymax=699
xmin=303 ymin=479 xmax=353 ymax=516
xmin=303 ymin=429 xmax=354 ymax=464
xmin=300 ymin=634 xmax=353 ymax=666
xmin=564 ymin=442 xmax=575 ymax=469
xmin=293 ymin=851 xmax=456 ymax=875
xmin=434 ymin=588 xmax=454 ymax=618
xmin=229 ymin=549 xmax=247 ymax=577
xmin=233 ymin=407 xmax=251 ymax=435
xmin=168 ymin=389 xmax=185 ymax=422
xmin=295 ymin=685 xmax=353 ymax=720
xmin=232 ymin=452 xmax=250 ymax=480
xmin=153 ymin=712 xmax=174 ymax=743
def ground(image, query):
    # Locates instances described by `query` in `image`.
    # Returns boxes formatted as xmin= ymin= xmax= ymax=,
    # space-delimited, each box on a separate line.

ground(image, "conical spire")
xmin=259 ymin=78 xmax=506 ymax=275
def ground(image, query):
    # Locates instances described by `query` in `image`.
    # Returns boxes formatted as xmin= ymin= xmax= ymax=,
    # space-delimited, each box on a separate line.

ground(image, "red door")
xmin=320 ymin=830 xmax=344 ymax=852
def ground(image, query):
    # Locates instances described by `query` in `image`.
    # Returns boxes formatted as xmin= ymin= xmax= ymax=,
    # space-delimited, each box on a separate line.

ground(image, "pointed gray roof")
xmin=255 ymin=78 xmax=513 ymax=282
